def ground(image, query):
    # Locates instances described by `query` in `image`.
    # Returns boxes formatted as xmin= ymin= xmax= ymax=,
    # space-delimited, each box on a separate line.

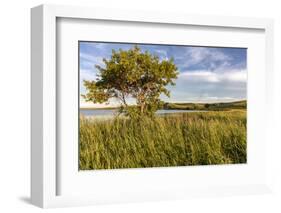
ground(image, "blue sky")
xmin=79 ymin=42 xmax=247 ymax=108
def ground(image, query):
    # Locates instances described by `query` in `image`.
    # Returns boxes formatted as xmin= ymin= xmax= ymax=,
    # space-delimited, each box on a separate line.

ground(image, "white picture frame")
xmin=31 ymin=4 xmax=274 ymax=208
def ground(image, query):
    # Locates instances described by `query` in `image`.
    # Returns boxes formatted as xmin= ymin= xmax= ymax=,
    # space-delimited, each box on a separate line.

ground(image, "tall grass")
xmin=79 ymin=111 xmax=246 ymax=170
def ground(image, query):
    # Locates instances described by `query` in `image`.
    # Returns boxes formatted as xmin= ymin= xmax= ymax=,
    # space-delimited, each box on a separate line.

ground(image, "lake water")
xmin=80 ymin=109 xmax=203 ymax=118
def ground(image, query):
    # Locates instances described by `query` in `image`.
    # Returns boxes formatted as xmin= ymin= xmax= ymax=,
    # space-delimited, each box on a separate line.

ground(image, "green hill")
xmin=162 ymin=100 xmax=247 ymax=111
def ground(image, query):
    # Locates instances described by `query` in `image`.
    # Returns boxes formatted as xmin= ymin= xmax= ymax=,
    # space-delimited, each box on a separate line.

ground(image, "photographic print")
xmin=79 ymin=42 xmax=247 ymax=170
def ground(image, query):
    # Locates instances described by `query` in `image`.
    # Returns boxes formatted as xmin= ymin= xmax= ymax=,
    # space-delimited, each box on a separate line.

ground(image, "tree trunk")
xmin=140 ymin=102 xmax=145 ymax=114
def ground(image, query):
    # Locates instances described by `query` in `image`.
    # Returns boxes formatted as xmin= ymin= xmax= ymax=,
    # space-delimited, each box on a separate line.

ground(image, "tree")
xmin=82 ymin=46 xmax=179 ymax=118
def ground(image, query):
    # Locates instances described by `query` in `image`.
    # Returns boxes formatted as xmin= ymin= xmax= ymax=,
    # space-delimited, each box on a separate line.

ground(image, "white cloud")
xmin=190 ymin=47 xmax=230 ymax=63
xmin=155 ymin=49 xmax=167 ymax=55
xmin=94 ymin=43 xmax=108 ymax=49
xmin=84 ymin=42 xmax=109 ymax=50
xmin=80 ymin=69 xmax=97 ymax=81
xmin=177 ymin=47 xmax=232 ymax=69
xmin=179 ymin=69 xmax=247 ymax=83
xmin=80 ymin=53 xmax=104 ymax=67
xmin=154 ymin=49 xmax=168 ymax=60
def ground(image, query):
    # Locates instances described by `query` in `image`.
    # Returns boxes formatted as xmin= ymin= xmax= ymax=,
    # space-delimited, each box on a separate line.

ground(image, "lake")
xmin=80 ymin=109 xmax=204 ymax=118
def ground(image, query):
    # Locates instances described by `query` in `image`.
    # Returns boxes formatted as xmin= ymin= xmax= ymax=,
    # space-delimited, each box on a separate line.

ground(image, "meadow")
xmin=79 ymin=110 xmax=247 ymax=170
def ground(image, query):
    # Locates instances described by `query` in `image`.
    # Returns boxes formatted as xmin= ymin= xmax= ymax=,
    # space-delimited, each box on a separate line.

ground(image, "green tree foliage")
xmin=82 ymin=46 xmax=179 ymax=118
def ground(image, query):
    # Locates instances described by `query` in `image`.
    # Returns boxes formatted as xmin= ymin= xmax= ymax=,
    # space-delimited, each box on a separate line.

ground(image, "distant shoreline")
xmin=80 ymin=100 xmax=247 ymax=111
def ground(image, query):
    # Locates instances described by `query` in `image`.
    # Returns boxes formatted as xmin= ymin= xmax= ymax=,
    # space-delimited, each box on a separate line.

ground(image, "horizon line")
xmin=80 ymin=99 xmax=247 ymax=109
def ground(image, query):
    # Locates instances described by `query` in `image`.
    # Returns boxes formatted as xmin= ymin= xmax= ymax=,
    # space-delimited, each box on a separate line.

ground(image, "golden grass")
xmin=79 ymin=111 xmax=246 ymax=170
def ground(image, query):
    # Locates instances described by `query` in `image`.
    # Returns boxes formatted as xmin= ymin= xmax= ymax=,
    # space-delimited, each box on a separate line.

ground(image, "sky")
xmin=79 ymin=42 xmax=247 ymax=108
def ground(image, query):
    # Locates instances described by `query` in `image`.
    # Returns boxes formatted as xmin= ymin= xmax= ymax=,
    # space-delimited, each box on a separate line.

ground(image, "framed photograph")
xmin=31 ymin=4 xmax=274 ymax=208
